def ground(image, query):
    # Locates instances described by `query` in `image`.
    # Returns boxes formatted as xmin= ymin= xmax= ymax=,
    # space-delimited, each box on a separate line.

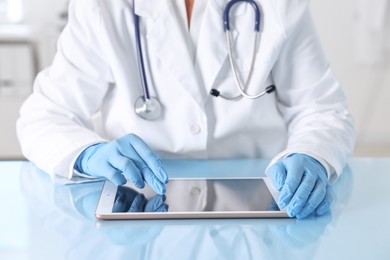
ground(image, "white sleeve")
xmin=266 ymin=3 xmax=355 ymax=183
xmin=17 ymin=0 xmax=112 ymax=180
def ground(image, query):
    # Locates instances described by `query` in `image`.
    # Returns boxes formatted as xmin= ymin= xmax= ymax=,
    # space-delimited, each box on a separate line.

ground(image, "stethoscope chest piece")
xmin=135 ymin=96 xmax=162 ymax=121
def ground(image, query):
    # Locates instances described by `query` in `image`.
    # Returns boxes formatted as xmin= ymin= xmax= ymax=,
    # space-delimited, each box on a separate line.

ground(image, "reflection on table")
xmin=10 ymin=159 xmax=359 ymax=260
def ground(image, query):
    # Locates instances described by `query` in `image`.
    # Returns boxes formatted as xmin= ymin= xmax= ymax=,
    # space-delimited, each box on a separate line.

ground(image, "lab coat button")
xmin=190 ymin=124 xmax=201 ymax=135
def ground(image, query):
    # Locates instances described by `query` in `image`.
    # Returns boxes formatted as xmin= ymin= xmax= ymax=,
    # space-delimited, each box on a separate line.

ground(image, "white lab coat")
xmin=17 ymin=0 xmax=355 ymax=183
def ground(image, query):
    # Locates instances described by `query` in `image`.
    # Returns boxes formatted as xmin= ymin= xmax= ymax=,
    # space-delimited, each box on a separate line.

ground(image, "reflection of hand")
xmin=113 ymin=185 xmax=168 ymax=213
xmin=269 ymin=213 xmax=332 ymax=248
xmin=102 ymin=223 xmax=165 ymax=247
xmin=268 ymin=154 xmax=331 ymax=219
xmin=74 ymin=134 xmax=168 ymax=194
xmin=267 ymin=200 xmax=280 ymax=211
xmin=102 ymin=185 xmax=167 ymax=247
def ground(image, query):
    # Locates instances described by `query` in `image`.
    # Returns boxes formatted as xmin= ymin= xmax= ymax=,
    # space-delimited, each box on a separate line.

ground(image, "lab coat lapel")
xmin=134 ymin=0 xmax=206 ymax=109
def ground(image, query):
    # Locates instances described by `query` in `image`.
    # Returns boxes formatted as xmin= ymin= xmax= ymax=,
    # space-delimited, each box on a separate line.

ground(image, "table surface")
xmin=0 ymin=158 xmax=389 ymax=260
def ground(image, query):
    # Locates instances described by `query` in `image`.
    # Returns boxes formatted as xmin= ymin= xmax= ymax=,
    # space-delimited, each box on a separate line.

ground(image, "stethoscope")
xmin=133 ymin=0 xmax=276 ymax=121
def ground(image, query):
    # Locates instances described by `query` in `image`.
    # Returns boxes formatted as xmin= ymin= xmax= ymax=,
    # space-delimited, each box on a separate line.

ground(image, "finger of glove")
xmin=144 ymin=195 xmax=165 ymax=212
xmin=108 ymin=151 xmax=145 ymax=189
xmin=142 ymin=167 xmax=166 ymax=195
xmin=117 ymin=135 xmax=168 ymax=184
xmin=268 ymin=162 xmax=287 ymax=191
xmin=128 ymin=194 xmax=147 ymax=212
xmin=287 ymin=172 xmax=317 ymax=217
xmin=296 ymin=180 xmax=327 ymax=219
xmin=126 ymin=134 xmax=168 ymax=184
xmin=315 ymin=192 xmax=332 ymax=216
xmin=279 ymin=159 xmax=305 ymax=208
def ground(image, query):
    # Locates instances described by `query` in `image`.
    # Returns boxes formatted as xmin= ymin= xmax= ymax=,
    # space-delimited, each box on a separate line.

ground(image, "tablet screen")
xmin=111 ymin=178 xmax=280 ymax=213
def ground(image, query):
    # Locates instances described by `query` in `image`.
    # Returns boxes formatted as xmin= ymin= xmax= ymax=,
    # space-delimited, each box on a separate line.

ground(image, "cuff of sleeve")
xmin=265 ymin=149 xmax=338 ymax=184
xmin=52 ymin=139 xmax=107 ymax=183
xmin=52 ymin=173 xmax=105 ymax=185
xmin=69 ymin=142 xmax=102 ymax=178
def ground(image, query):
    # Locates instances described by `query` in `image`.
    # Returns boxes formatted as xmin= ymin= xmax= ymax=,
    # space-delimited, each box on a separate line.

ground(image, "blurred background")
xmin=0 ymin=0 xmax=389 ymax=159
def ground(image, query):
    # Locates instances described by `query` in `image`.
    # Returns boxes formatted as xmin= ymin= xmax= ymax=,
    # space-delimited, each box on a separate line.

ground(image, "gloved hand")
xmin=74 ymin=134 xmax=168 ymax=195
xmin=268 ymin=154 xmax=332 ymax=219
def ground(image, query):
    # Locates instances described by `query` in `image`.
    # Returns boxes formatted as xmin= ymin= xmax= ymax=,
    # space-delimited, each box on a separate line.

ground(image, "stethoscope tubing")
xmin=132 ymin=0 xmax=275 ymax=120
xmin=222 ymin=0 xmax=275 ymax=100
xmin=133 ymin=3 xmax=151 ymax=100
xmin=225 ymin=30 xmax=263 ymax=99
xmin=223 ymin=0 xmax=261 ymax=32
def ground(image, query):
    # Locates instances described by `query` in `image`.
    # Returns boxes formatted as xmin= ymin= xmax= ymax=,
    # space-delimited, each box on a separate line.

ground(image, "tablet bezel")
xmin=96 ymin=177 xmax=288 ymax=220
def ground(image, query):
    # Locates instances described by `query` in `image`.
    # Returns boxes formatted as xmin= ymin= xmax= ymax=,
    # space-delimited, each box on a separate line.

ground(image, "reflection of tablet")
xmin=96 ymin=178 xmax=288 ymax=220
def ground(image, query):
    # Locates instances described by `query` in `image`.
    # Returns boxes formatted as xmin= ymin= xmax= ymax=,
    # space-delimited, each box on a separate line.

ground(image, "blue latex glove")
xmin=74 ymin=134 xmax=168 ymax=195
xmin=268 ymin=154 xmax=332 ymax=219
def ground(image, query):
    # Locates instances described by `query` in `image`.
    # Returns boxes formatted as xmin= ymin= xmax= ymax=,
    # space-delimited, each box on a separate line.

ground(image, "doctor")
xmin=17 ymin=0 xmax=355 ymax=219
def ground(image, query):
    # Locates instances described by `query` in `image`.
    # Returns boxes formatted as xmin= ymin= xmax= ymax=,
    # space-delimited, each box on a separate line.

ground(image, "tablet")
xmin=96 ymin=177 xmax=288 ymax=220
